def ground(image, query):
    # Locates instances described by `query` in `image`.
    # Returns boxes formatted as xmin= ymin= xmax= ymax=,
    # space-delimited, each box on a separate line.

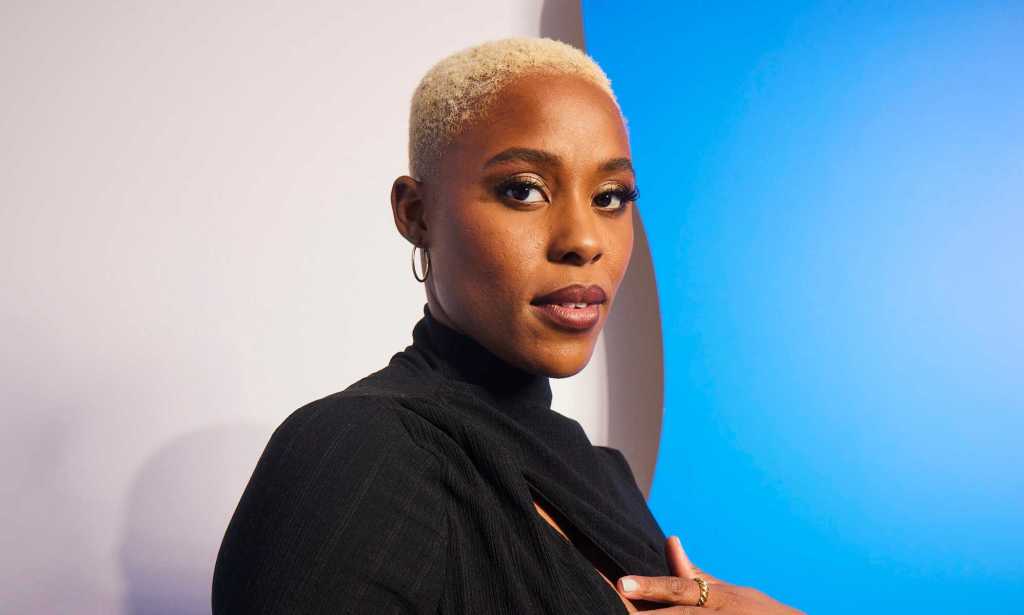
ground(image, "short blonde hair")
xmin=408 ymin=37 xmax=621 ymax=181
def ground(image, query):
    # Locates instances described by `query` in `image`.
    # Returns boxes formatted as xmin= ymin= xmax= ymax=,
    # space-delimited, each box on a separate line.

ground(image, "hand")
xmin=615 ymin=536 xmax=806 ymax=614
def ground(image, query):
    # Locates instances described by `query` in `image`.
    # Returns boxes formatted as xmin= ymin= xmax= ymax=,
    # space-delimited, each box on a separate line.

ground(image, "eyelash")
xmin=494 ymin=179 xmax=639 ymax=212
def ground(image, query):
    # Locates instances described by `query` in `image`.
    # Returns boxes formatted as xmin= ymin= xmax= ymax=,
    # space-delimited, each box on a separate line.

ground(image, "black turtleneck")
xmin=413 ymin=302 xmax=554 ymax=414
xmin=213 ymin=303 xmax=668 ymax=615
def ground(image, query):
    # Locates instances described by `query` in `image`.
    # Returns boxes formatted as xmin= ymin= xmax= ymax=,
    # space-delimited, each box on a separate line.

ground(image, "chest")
xmin=530 ymin=484 xmax=675 ymax=613
xmin=532 ymin=498 xmax=648 ymax=612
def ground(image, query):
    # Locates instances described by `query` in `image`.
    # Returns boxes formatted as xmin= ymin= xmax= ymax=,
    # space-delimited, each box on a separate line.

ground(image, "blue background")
xmin=583 ymin=2 xmax=1023 ymax=612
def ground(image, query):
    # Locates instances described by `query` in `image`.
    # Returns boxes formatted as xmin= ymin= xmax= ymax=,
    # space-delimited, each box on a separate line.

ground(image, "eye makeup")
xmin=594 ymin=185 xmax=639 ymax=212
xmin=492 ymin=176 xmax=639 ymax=213
xmin=494 ymin=176 xmax=547 ymax=203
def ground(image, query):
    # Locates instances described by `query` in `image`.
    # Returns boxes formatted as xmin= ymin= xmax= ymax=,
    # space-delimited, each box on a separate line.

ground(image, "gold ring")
xmin=694 ymin=576 xmax=710 ymax=607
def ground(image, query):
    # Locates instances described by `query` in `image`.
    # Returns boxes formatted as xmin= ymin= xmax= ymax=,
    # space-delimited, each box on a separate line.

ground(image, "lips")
xmin=529 ymin=284 xmax=607 ymax=332
xmin=530 ymin=284 xmax=608 ymax=306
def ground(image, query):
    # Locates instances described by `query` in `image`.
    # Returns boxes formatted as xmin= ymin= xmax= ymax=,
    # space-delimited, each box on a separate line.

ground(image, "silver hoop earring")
xmin=411 ymin=244 xmax=430 ymax=283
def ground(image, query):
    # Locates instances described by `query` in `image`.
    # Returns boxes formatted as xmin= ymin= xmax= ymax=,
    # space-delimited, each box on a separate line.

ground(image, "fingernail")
xmin=620 ymin=577 xmax=638 ymax=592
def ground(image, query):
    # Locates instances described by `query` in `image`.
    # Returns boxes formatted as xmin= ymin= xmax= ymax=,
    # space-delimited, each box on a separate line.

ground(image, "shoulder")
xmin=263 ymin=388 xmax=446 ymax=472
xmin=593 ymin=445 xmax=634 ymax=481
xmin=592 ymin=444 xmax=649 ymax=501
xmin=213 ymin=390 xmax=450 ymax=613
xmin=228 ymin=389 xmax=449 ymax=525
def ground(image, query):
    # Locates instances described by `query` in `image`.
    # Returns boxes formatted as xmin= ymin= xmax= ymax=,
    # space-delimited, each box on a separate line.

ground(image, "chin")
xmin=534 ymin=343 xmax=596 ymax=379
xmin=544 ymin=363 xmax=588 ymax=379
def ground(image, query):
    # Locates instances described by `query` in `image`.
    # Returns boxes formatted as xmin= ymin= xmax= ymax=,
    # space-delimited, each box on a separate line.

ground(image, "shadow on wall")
xmin=119 ymin=424 xmax=270 ymax=615
xmin=540 ymin=1 xmax=665 ymax=498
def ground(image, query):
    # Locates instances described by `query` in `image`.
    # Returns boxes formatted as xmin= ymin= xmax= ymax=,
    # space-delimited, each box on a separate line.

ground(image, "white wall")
xmin=0 ymin=2 xmax=662 ymax=613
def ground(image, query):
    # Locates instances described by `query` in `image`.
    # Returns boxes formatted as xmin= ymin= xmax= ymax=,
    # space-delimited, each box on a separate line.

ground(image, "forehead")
xmin=452 ymin=73 xmax=630 ymax=169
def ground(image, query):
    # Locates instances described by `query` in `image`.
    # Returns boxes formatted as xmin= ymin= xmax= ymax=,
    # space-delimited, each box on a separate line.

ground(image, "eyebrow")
xmin=482 ymin=147 xmax=633 ymax=174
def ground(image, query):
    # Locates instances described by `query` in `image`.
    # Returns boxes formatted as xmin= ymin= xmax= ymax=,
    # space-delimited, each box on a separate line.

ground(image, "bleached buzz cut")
xmin=408 ymin=37 xmax=622 ymax=181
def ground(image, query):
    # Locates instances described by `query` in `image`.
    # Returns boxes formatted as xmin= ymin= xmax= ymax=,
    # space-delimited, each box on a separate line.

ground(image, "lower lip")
xmin=531 ymin=303 xmax=601 ymax=331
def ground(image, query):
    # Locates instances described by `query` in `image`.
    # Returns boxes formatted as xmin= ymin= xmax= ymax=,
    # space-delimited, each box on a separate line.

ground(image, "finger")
xmin=666 ymin=536 xmax=724 ymax=585
xmin=665 ymin=535 xmax=696 ymax=578
xmin=617 ymin=574 xmax=703 ymax=606
xmin=690 ymin=562 xmax=723 ymax=585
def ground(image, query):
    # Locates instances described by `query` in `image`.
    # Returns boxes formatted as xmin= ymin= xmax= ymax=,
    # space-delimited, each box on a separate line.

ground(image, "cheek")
xmin=616 ymin=224 xmax=635 ymax=281
xmin=444 ymin=206 xmax=542 ymax=303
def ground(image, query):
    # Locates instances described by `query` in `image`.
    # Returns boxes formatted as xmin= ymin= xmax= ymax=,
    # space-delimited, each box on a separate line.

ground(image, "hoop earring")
xmin=411 ymin=244 xmax=430 ymax=283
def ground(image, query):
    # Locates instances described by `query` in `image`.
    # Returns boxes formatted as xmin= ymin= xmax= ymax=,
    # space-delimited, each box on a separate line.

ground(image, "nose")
xmin=546 ymin=193 xmax=603 ymax=266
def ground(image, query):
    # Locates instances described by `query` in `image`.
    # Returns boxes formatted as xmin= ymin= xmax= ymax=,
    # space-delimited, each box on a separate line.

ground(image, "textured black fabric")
xmin=212 ymin=303 xmax=669 ymax=614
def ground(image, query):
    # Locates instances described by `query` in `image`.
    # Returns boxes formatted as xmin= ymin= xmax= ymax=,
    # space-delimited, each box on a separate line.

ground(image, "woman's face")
xmin=395 ymin=72 xmax=635 ymax=378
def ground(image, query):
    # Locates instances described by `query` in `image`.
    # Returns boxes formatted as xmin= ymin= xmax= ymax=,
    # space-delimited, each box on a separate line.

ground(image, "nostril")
xmin=560 ymin=251 xmax=600 ymax=266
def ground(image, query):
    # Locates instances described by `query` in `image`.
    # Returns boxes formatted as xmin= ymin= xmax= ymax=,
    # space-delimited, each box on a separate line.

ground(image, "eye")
xmin=497 ymin=179 xmax=548 ymax=204
xmin=594 ymin=185 xmax=639 ymax=212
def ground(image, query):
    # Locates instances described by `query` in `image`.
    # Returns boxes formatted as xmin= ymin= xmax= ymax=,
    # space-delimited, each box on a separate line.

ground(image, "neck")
xmin=411 ymin=303 xmax=553 ymax=414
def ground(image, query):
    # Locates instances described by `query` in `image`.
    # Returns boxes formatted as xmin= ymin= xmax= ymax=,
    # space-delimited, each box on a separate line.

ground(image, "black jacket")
xmin=212 ymin=303 xmax=669 ymax=614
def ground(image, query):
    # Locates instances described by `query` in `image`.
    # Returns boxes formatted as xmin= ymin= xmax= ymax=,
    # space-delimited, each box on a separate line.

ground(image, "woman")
xmin=212 ymin=37 xmax=804 ymax=615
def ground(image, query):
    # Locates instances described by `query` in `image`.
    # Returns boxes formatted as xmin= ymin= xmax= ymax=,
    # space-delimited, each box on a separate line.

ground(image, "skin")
xmin=391 ymin=72 xmax=805 ymax=614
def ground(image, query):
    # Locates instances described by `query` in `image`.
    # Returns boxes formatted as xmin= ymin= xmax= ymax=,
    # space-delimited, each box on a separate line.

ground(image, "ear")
xmin=391 ymin=175 xmax=428 ymax=247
